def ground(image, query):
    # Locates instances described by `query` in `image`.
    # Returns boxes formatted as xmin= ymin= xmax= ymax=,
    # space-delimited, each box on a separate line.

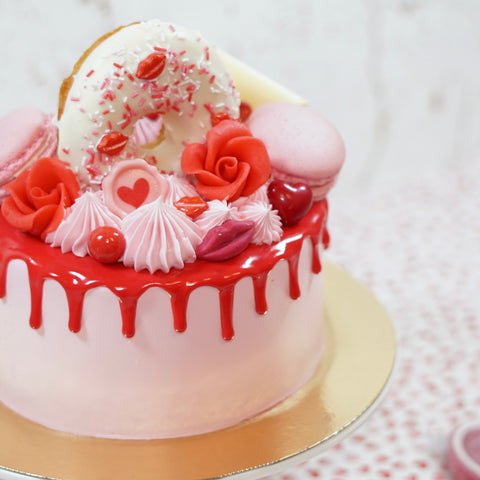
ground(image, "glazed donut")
xmin=57 ymin=20 xmax=240 ymax=186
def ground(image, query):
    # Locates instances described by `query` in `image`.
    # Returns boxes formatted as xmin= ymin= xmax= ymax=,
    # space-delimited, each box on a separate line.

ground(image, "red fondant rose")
xmin=181 ymin=120 xmax=270 ymax=202
xmin=1 ymin=157 xmax=81 ymax=240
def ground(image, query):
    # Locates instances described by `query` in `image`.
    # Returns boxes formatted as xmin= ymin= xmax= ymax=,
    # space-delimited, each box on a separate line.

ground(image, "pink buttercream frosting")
xmin=235 ymin=200 xmax=282 ymax=245
xmin=121 ymin=198 xmax=203 ymax=273
xmin=161 ymin=173 xmax=198 ymax=204
xmin=194 ymin=199 xmax=239 ymax=237
xmin=46 ymin=191 xmax=121 ymax=257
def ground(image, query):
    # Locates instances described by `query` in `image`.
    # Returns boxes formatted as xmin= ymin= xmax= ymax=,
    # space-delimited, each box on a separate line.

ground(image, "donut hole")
xmin=133 ymin=114 xmax=166 ymax=149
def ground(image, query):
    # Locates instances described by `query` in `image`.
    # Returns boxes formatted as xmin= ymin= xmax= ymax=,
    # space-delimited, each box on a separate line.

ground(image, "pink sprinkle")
xmin=62 ymin=147 xmax=70 ymax=154
xmin=179 ymin=50 xmax=186 ymax=56
xmin=141 ymin=83 xmax=149 ymax=92
xmin=117 ymin=82 xmax=123 ymax=90
xmin=182 ymin=140 xmax=189 ymax=147
xmin=154 ymin=47 xmax=167 ymax=52
xmin=92 ymin=131 xmax=99 ymax=136
xmin=209 ymin=75 xmax=216 ymax=84
xmin=204 ymin=47 xmax=210 ymax=61
xmin=98 ymin=100 xmax=105 ymax=105
xmin=86 ymin=69 xmax=94 ymax=77
xmin=107 ymin=121 xmax=113 ymax=130
xmin=126 ymin=72 xmax=135 ymax=82
xmin=169 ymin=24 xmax=176 ymax=32
xmin=139 ymin=98 xmax=146 ymax=107
xmin=198 ymin=67 xmax=209 ymax=75
xmin=131 ymin=92 xmax=139 ymax=98
xmin=80 ymin=108 xmax=86 ymax=113
xmin=70 ymin=97 xmax=80 ymax=102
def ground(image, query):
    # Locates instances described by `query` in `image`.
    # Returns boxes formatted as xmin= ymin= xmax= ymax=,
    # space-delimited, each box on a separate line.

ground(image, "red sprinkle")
xmin=86 ymin=70 xmax=94 ymax=77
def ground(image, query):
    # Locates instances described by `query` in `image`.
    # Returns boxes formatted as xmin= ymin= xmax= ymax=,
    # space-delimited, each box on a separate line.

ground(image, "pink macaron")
xmin=246 ymin=102 xmax=345 ymax=200
xmin=0 ymin=107 xmax=58 ymax=188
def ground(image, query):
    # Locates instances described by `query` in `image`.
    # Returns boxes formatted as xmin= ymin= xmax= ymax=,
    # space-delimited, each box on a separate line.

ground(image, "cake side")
xmin=0 ymin=203 xmax=327 ymax=438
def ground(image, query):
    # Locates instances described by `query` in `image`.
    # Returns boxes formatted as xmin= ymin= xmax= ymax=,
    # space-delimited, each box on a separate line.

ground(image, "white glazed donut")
xmin=57 ymin=20 xmax=240 ymax=187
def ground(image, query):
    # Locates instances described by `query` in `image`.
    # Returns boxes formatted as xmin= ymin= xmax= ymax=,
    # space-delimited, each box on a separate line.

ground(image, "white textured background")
xmin=1 ymin=0 xmax=479 ymax=195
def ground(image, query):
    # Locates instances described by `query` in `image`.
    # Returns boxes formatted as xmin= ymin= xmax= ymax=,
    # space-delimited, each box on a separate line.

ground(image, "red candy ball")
xmin=87 ymin=226 xmax=126 ymax=264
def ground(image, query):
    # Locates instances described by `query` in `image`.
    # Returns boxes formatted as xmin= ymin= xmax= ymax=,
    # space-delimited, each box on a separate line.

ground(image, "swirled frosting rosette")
xmin=194 ymin=199 xmax=239 ymax=237
xmin=46 ymin=191 xmax=121 ymax=257
xmin=121 ymin=198 xmax=203 ymax=273
xmin=235 ymin=200 xmax=282 ymax=245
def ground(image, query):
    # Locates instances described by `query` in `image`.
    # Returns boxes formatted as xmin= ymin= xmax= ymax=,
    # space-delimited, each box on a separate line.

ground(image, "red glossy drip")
xmin=310 ymin=235 xmax=322 ymax=274
xmin=28 ymin=273 xmax=44 ymax=329
xmin=171 ymin=290 xmax=190 ymax=333
xmin=322 ymin=228 xmax=330 ymax=250
xmin=67 ymin=290 xmax=86 ymax=333
xmin=0 ymin=200 xmax=328 ymax=341
xmin=120 ymin=296 xmax=138 ymax=338
xmin=0 ymin=256 xmax=7 ymax=299
xmin=219 ymin=285 xmax=235 ymax=341
xmin=252 ymin=272 xmax=268 ymax=315
xmin=287 ymin=253 xmax=301 ymax=300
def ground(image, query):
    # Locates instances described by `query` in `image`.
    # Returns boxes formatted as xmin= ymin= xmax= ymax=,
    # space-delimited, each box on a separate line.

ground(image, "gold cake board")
xmin=0 ymin=263 xmax=396 ymax=480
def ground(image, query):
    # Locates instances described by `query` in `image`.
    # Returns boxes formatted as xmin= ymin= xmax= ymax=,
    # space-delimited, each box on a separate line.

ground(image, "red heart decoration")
xmin=267 ymin=179 xmax=313 ymax=227
xmin=117 ymin=178 xmax=150 ymax=208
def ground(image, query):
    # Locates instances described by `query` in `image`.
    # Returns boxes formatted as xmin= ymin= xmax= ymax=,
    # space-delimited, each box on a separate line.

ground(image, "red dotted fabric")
xmin=265 ymin=163 xmax=480 ymax=480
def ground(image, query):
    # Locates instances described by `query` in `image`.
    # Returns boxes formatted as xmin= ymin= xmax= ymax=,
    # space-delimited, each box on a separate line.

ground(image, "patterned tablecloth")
xmin=265 ymin=162 xmax=480 ymax=480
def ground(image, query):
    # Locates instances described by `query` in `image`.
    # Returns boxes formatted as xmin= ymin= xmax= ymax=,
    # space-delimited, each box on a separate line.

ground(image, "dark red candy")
xmin=267 ymin=179 xmax=313 ymax=227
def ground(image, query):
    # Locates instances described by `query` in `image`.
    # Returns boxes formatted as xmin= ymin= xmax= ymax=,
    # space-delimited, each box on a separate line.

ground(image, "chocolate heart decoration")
xmin=267 ymin=179 xmax=313 ymax=227
xmin=117 ymin=178 xmax=150 ymax=208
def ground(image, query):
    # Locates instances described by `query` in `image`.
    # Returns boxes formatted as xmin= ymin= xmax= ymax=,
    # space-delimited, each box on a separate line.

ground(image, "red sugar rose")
xmin=1 ymin=157 xmax=81 ymax=240
xmin=181 ymin=120 xmax=271 ymax=202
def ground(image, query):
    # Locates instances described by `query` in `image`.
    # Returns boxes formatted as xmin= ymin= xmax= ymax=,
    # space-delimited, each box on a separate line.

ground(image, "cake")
xmin=0 ymin=20 xmax=345 ymax=439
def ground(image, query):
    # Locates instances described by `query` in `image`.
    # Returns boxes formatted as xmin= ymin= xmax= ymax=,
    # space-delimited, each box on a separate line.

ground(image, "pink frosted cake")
xmin=0 ymin=20 xmax=345 ymax=439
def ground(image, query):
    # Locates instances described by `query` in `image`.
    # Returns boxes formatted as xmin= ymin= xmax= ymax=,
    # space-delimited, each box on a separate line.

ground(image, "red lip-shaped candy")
xmin=196 ymin=220 xmax=255 ymax=262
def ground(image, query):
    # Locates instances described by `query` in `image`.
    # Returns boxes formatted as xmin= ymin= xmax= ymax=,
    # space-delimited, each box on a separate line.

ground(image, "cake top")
xmin=0 ymin=19 xmax=346 ymax=275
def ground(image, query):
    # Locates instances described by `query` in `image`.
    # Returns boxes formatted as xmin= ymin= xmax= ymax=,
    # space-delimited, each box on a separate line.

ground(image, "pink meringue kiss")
xmin=102 ymin=158 xmax=167 ymax=217
xmin=449 ymin=422 xmax=480 ymax=480
xmin=196 ymin=220 xmax=255 ymax=262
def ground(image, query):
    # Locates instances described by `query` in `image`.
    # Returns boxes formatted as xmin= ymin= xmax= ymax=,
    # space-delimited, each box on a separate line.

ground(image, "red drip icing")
xmin=287 ymin=253 xmax=301 ymax=300
xmin=322 ymin=228 xmax=330 ymax=250
xmin=120 ymin=296 xmax=138 ymax=338
xmin=310 ymin=236 xmax=322 ymax=274
xmin=252 ymin=272 xmax=268 ymax=315
xmin=0 ymin=200 xmax=328 ymax=341
xmin=0 ymin=257 xmax=7 ymax=299
xmin=219 ymin=285 xmax=235 ymax=341
xmin=67 ymin=290 xmax=86 ymax=333
xmin=171 ymin=290 xmax=190 ymax=333
xmin=28 ymin=273 xmax=44 ymax=329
